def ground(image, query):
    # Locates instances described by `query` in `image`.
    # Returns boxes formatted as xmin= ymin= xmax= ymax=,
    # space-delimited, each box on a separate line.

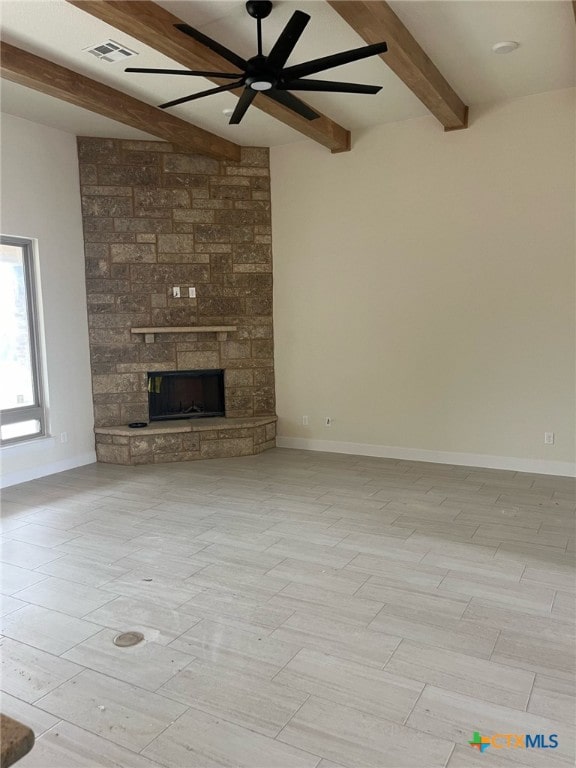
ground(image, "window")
xmin=0 ymin=236 xmax=46 ymax=444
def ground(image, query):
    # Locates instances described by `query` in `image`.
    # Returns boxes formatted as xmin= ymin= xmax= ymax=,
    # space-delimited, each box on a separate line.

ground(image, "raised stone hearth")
xmin=95 ymin=416 xmax=276 ymax=465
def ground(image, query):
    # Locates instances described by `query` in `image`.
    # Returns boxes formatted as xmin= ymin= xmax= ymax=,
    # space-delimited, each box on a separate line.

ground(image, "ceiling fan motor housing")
xmin=246 ymin=1 xmax=273 ymax=20
xmin=245 ymin=55 xmax=277 ymax=90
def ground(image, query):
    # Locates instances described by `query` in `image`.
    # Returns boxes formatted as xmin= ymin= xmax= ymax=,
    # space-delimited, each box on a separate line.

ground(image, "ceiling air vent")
xmin=84 ymin=40 xmax=138 ymax=63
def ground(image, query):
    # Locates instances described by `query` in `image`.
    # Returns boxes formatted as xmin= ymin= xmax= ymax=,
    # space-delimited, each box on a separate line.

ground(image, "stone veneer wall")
xmin=77 ymin=137 xmax=275 ymax=430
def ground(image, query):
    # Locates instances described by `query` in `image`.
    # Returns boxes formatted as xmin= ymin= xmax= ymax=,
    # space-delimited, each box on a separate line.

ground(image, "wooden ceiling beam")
xmin=66 ymin=0 xmax=351 ymax=153
xmin=328 ymin=0 xmax=468 ymax=131
xmin=0 ymin=43 xmax=241 ymax=161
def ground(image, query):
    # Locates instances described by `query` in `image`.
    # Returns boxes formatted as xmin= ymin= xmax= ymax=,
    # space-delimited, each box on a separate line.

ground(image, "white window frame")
xmin=0 ymin=235 xmax=47 ymax=445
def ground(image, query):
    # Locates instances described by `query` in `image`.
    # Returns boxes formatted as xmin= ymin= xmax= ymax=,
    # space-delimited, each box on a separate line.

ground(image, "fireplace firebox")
xmin=148 ymin=369 xmax=225 ymax=421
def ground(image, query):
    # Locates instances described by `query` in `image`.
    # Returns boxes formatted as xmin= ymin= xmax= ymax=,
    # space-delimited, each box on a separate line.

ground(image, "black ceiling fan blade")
xmin=264 ymin=88 xmax=320 ymax=121
xmin=159 ymin=80 xmax=244 ymax=110
xmin=279 ymin=79 xmax=382 ymax=95
xmin=174 ymin=23 xmax=247 ymax=70
xmin=229 ymin=87 xmax=257 ymax=124
xmin=282 ymin=42 xmax=388 ymax=80
xmin=267 ymin=10 xmax=310 ymax=69
xmin=126 ymin=67 xmax=242 ymax=78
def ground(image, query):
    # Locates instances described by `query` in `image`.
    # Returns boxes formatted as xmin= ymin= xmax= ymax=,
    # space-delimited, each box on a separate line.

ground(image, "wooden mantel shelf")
xmin=131 ymin=326 xmax=237 ymax=343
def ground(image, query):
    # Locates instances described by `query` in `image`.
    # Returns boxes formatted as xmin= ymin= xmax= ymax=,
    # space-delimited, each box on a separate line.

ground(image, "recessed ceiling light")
xmin=222 ymin=108 xmax=234 ymax=116
xmin=492 ymin=41 xmax=520 ymax=55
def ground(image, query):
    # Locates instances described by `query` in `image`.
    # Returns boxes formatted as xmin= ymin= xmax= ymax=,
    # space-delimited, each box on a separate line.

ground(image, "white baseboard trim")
xmin=0 ymin=451 xmax=97 ymax=488
xmin=276 ymin=436 xmax=576 ymax=477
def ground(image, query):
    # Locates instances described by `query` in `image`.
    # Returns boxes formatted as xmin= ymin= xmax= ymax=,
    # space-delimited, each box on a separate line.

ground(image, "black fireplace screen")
xmin=148 ymin=369 xmax=225 ymax=421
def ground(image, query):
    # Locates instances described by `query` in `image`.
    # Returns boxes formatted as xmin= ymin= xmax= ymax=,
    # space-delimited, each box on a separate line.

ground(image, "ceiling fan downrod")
xmin=246 ymin=1 xmax=273 ymax=56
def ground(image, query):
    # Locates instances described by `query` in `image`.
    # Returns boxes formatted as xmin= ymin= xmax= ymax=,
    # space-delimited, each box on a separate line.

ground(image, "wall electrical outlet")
xmin=324 ymin=417 xmax=332 ymax=427
xmin=302 ymin=415 xmax=309 ymax=426
xmin=172 ymin=286 xmax=180 ymax=298
xmin=188 ymin=287 xmax=196 ymax=298
xmin=544 ymin=432 xmax=555 ymax=445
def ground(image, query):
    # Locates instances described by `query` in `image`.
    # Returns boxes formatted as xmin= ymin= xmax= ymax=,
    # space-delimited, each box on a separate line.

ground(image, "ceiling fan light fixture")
xmin=249 ymin=80 xmax=273 ymax=91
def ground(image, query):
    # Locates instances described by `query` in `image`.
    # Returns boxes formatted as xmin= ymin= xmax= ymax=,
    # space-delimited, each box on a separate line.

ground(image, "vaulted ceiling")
xmin=1 ymin=0 xmax=574 ymax=158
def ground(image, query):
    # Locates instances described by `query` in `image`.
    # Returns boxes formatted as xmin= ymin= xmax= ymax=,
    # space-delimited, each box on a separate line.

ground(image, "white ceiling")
xmin=1 ymin=0 xmax=574 ymax=147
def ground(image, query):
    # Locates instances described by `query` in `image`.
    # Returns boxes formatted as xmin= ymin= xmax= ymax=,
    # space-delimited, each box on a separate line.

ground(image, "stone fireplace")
xmin=78 ymin=137 xmax=276 ymax=464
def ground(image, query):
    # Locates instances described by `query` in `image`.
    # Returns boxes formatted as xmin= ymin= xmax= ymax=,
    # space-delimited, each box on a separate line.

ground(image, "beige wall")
xmin=271 ymin=88 xmax=575 ymax=474
xmin=1 ymin=114 xmax=95 ymax=486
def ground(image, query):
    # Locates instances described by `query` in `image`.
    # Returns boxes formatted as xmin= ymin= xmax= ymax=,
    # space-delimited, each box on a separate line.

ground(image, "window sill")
xmin=1 ymin=435 xmax=56 ymax=453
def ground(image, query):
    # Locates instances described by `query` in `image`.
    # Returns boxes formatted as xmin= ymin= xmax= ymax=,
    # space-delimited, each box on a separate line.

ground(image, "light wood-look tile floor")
xmin=1 ymin=448 xmax=574 ymax=768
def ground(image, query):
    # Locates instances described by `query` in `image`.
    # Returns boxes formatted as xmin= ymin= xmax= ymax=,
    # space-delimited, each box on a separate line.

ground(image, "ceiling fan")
xmin=126 ymin=0 xmax=387 ymax=124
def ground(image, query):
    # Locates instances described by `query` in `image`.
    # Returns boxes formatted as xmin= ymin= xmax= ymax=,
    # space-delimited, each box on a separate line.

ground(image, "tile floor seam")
xmin=1 ymin=612 xmax=106 ymax=655
xmin=60 ymin=653 xmax=198 ymax=704
xmin=376 ymin=627 xmax=400 ymax=670
xmin=77 ymin=592 xmax=124 ymax=620
xmin=31 ymin=666 xmax=86 ymax=708
xmin=272 ymin=690 xmax=313 ymax=739
xmin=149 ymin=703 xmax=328 ymax=767
xmin=140 ymin=703 xmax=196 ymax=755
xmin=268 ymin=641 xmax=306 ymax=681
xmin=418 ymin=679 xmax=554 ymax=723
xmin=149 ymin=652 xmax=201 ymax=696
xmin=54 ymin=623 xmax=109 ymax=658
xmin=280 ymin=668 xmax=426 ymax=729
xmin=313 ymin=684 xmax=461 ymax=750
xmin=442 ymin=741 xmax=457 ymax=767
xmin=400 ymin=680 xmax=429 ymax=726
xmin=523 ymin=670 xmax=538 ymax=714
xmin=348 ymin=571 xmax=371 ymax=597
